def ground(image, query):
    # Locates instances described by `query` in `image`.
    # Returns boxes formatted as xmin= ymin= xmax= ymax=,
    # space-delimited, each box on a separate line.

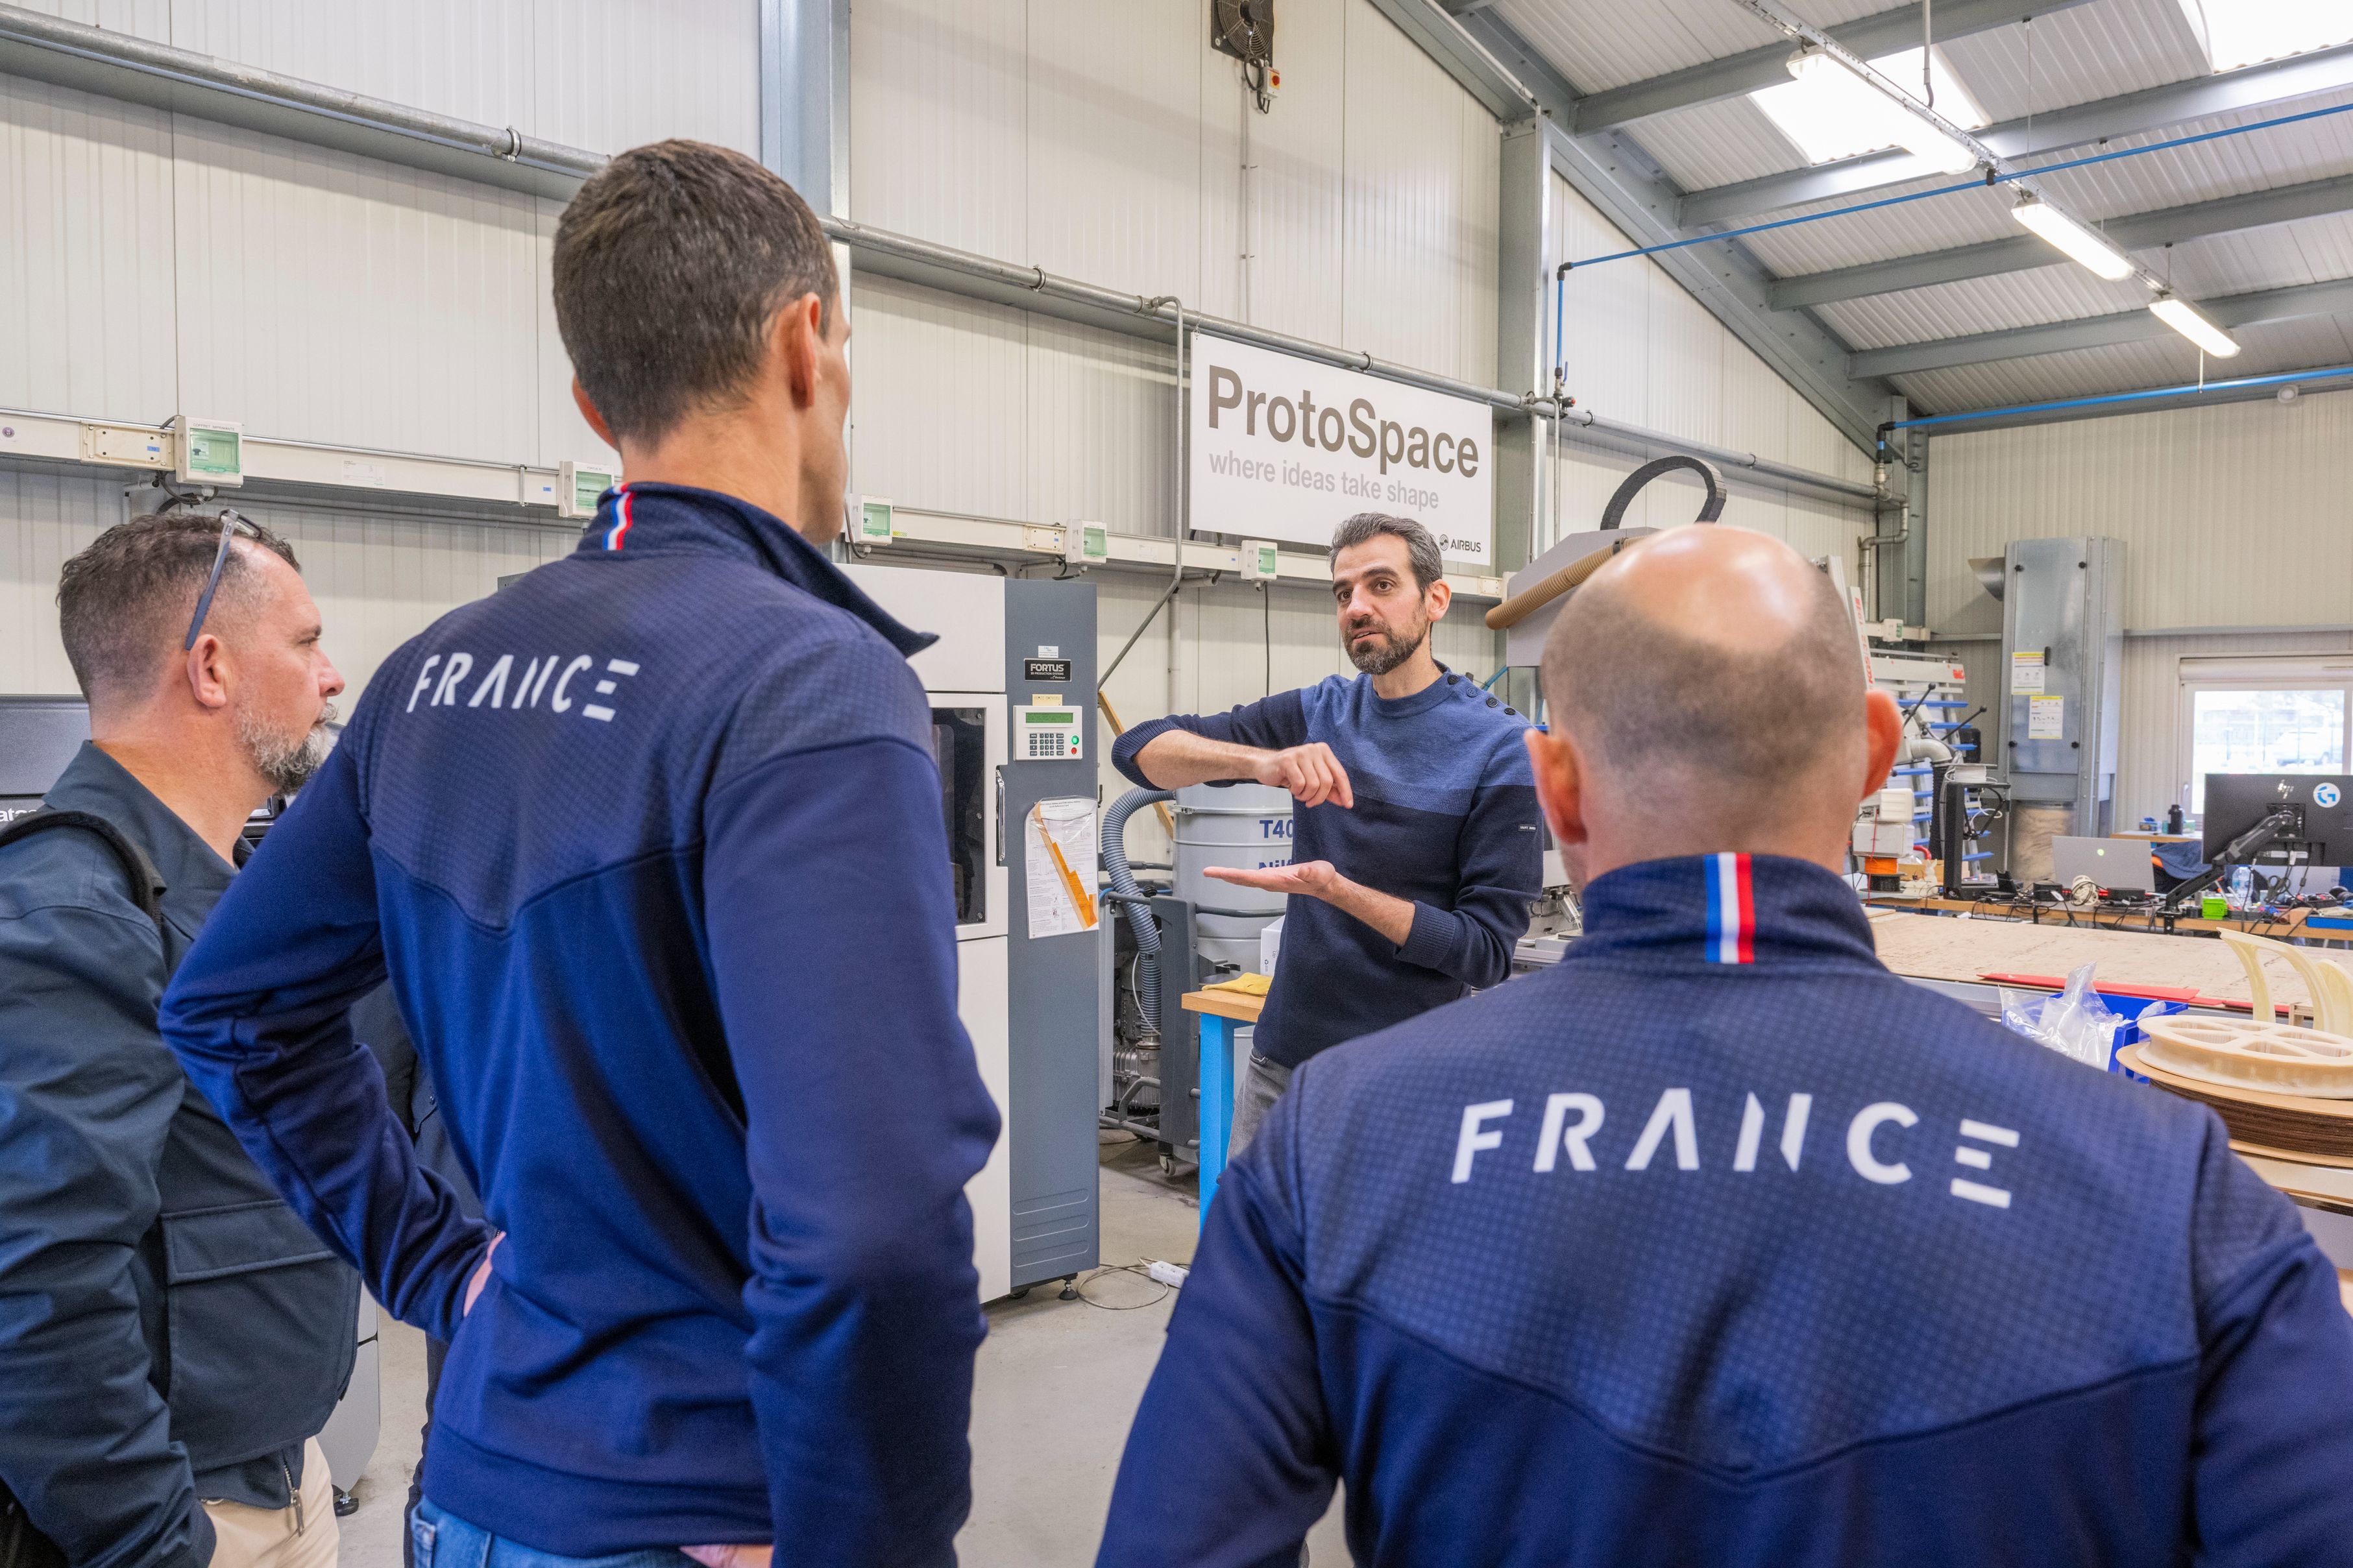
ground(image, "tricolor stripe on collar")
xmin=603 ymin=486 xmax=636 ymax=551
xmin=1704 ymin=852 xmax=1755 ymax=965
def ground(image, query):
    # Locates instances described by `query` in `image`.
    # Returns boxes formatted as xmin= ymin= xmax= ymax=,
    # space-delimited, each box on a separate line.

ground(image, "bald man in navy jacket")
xmin=1098 ymin=525 xmax=2353 ymax=1567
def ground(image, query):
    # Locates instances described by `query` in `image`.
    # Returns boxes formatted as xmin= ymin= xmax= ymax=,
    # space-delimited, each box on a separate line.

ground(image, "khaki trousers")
xmin=202 ymin=1438 xmax=338 ymax=1568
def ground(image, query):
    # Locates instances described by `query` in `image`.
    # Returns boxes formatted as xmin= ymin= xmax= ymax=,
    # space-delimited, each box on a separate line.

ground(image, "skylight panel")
xmin=2176 ymin=0 xmax=2353 ymax=73
xmin=1750 ymin=46 xmax=1989 ymax=166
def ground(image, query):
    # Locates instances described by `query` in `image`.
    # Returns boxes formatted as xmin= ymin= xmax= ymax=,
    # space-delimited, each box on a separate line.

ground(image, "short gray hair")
xmin=1329 ymin=513 xmax=1443 ymax=592
xmin=58 ymin=511 xmax=300 ymax=705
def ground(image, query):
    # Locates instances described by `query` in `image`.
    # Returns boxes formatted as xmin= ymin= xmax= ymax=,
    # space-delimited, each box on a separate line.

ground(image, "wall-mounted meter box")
xmin=1062 ymin=520 xmax=1109 ymax=566
xmin=1241 ymin=538 xmax=1280 ymax=581
xmin=851 ymin=495 xmax=895 ymax=545
xmin=558 ymin=461 xmax=617 ymax=520
xmin=171 ymin=416 xmax=244 ymax=487
xmin=1014 ymin=703 xmax=1084 ymax=761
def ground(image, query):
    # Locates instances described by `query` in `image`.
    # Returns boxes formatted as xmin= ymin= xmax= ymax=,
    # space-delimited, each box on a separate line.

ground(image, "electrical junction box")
xmin=171 ymin=416 xmax=243 ymax=487
xmin=1015 ymin=702 xmax=1084 ymax=761
xmin=1241 ymin=538 xmax=1280 ymax=581
xmin=82 ymin=422 xmax=171 ymax=469
xmin=558 ymin=461 xmax=616 ymax=520
xmin=1063 ymin=520 xmax=1109 ymax=566
xmin=851 ymin=494 xmax=894 ymax=545
xmin=1853 ymin=819 xmax=1915 ymax=856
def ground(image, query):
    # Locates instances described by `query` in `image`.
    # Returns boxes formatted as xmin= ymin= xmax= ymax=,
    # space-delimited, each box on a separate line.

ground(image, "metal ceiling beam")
xmin=1570 ymin=0 xmax=2089 ymax=134
xmin=1848 ymin=276 xmax=2353 ymax=376
xmin=1450 ymin=7 xmax=1892 ymax=454
xmin=1683 ymin=41 xmax=2353 ymax=228
xmin=1359 ymin=0 xmax=1540 ymax=120
xmin=1770 ymin=171 xmax=2353 ymax=308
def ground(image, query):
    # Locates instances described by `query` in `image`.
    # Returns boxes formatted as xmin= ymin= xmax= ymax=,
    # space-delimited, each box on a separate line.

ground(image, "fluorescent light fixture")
xmin=2010 ymin=195 xmax=2135 ymax=280
xmin=2149 ymin=294 xmax=2241 ymax=357
xmin=1752 ymin=46 xmax=1986 ymax=170
xmin=2176 ymin=0 xmax=2353 ymax=72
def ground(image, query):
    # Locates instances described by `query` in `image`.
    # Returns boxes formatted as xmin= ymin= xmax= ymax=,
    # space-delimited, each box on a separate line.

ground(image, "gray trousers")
xmin=1226 ymin=1048 xmax=1296 ymax=1162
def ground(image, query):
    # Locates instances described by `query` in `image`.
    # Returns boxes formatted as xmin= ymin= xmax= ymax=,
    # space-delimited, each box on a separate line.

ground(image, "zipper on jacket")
xmin=283 ymin=1456 xmax=304 ymax=1536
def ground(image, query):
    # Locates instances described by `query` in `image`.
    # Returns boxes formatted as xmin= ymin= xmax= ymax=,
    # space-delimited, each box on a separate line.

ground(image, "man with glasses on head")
xmin=0 ymin=509 xmax=358 ymax=1568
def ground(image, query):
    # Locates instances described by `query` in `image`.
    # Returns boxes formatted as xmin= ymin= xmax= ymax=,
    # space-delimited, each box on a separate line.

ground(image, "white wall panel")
xmin=1223 ymin=0 xmax=1345 ymax=344
xmin=1547 ymin=171 xmax=1875 ymax=503
xmin=1927 ymin=387 xmax=2353 ymax=636
xmin=849 ymin=272 xmax=1032 ymax=525
xmin=167 ymin=0 xmax=535 ymax=130
xmin=1340 ymin=4 xmax=1500 ymax=386
xmin=160 ymin=0 xmax=754 ymax=156
xmin=849 ymin=0 xmax=1500 ymax=384
xmin=0 ymin=471 xmax=576 ymax=706
xmin=10 ymin=0 xmax=169 ymax=39
xmin=1028 ymin=315 xmax=1179 ymax=538
xmin=0 ymin=468 xmax=117 ymax=696
xmin=1025 ymin=0 xmax=1206 ymax=304
xmin=0 ymin=76 xmax=179 ymax=420
xmin=848 ymin=0 xmax=1028 ymax=256
xmin=170 ymin=119 xmax=543 ymax=464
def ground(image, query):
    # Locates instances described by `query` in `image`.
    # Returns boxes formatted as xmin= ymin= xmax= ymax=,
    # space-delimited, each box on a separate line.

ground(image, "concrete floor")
xmin=334 ymin=1135 xmax=1346 ymax=1565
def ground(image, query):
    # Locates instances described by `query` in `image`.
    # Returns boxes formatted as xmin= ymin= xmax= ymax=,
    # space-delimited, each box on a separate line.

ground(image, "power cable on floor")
xmin=1071 ymin=1260 xmax=1178 ymax=1310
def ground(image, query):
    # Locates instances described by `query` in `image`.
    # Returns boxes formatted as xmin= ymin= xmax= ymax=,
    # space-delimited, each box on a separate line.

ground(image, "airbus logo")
xmin=1450 ymin=1090 xmax=2019 ymax=1211
xmin=406 ymin=652 xmax=641 ymax=723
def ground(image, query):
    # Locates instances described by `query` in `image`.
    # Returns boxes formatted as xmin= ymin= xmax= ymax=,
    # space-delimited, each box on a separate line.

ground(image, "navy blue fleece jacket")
xmin=1101 ymin=854 xmax=2353 ymax=1567
xmin=158 ymin=484 xmax=1000 ymax=1558
xmin=1112 ymin=671 xmax=1540 ymax=1067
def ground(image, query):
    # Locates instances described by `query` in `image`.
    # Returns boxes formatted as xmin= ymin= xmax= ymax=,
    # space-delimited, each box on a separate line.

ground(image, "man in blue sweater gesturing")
xmin=1099 ymin=524 xmax=2353 ymax=1565
xmin=158 ymin=142 xmax=999 ymax=1565
xmin=1113 ymin=513 xmax=1541 ymax=1155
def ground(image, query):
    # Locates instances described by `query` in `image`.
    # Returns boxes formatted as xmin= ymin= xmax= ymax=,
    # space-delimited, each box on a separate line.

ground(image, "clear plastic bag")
xmin=2001 ymin=961 xmax=2122 ymax=1070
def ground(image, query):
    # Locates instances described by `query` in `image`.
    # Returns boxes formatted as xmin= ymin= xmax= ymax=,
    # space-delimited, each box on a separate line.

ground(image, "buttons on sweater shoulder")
xmin=1486 ymin=697 xmax=1499 ymax=708
xmin=1445 ymin=673 xmax=1459 ymax=684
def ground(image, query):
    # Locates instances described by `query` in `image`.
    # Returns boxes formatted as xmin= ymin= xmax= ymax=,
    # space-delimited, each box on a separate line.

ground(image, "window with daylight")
xmin=2177 ymin=0 xmax=2353 ymax=73
xmin=2177 ymin=658 xmax=2353 ymax=818
xmin=1749 ymin=46 xmax=1988 ymax=165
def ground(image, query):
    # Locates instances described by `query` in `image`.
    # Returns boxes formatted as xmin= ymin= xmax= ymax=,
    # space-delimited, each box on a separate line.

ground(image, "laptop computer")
xmin=2051 ymin=835 xmax=2158 ymax=894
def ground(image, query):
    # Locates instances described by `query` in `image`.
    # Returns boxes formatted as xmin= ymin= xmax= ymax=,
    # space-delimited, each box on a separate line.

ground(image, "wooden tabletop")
xmin=1866 ymin=895 xmax=2309 ymax=939
xmin=1866 ymin=908 xmax=2311 ymax=1012
xmin=1182 ymin=988 xmax=1267 ymax=1023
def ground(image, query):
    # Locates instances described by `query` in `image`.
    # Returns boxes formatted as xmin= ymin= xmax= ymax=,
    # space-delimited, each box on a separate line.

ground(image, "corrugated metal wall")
xmin=0 ymin=0 xmax=756 ymax=699
xmin=0 ymin=468 xmax=574 ymax=707
xmin=847 ymin=0 xmax=1504 ymax=542
xmin=1927 ymin=383 xmax=2353 ymax=824
xmin=1541 ymin=174 xmax=1876 ymax=558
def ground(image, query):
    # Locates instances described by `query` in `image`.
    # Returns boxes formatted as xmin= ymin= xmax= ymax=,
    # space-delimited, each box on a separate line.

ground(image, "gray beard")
xmin=1346 ymin=623 xmax=1427 ymax=677
xmin=238 ymin=702 xmax=337 ymax=795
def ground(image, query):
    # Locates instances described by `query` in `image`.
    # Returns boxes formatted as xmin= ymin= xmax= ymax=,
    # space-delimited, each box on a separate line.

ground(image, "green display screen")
xmin=1024 ymin=710 xmax=1075 ymax=725
xmin=572 ymin=469 xmax=613 ymax=511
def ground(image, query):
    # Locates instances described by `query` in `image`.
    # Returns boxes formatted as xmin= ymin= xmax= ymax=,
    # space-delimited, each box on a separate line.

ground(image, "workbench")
xmin=1866 ymin=893 xmax=2311 ymax=940
xmin=1179 ymin=987 xmax=1262 ymax=1227
xmin=1866 ymin=908 xmax=2312 ymax=1013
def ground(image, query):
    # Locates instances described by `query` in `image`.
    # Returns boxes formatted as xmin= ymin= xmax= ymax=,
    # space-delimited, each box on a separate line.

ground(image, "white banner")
xmin=1188 ymin=333 xmax=1494 ymax=566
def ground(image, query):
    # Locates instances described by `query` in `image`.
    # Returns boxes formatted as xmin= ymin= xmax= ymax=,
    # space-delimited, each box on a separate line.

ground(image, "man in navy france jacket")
xmin=159 ymin=141 xmax=1000 ymax=1564
xmin=1098 ymin=525 xmax=2353 ymax=1566
xmin=1112 ymin=514 xmax=1540 ymax=1157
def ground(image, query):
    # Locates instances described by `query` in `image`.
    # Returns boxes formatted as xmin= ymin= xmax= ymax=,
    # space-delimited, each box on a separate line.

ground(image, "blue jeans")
xmin=412 ymin=1501 xmax=700 ymax=1568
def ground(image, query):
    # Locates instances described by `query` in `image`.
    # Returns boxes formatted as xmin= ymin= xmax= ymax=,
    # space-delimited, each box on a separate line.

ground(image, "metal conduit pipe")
xmin=0 ymin=1 xmax=1886 ymax=512
xmin=1554 ymin=404 xmax=1884 ymax=503
xmin=1101 ymin=788 xmax=1176 ymax=1033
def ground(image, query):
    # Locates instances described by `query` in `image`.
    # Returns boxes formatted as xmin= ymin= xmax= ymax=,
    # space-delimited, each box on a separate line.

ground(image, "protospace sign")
xmin=1188 ymin=333 xmax=1494 ymax=565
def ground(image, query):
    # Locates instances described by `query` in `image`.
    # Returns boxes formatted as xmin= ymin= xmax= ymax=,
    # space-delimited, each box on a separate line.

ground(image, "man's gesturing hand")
xmin=1256 ymin=743 xmax=1353 ymax=809
xmin=1204 ymin=860 xmax=1338 ymax=898
xmin=683 ymin=1548 xmax=771 ymax=1568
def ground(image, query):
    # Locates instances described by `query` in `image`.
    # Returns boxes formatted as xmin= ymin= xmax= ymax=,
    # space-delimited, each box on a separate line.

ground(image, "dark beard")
xmin=1346 ymin=623 xmax=1427 ymax=677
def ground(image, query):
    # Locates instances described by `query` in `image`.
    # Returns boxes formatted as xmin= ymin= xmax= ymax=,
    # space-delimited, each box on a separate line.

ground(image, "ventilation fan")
xmin=1212 ymin=0 xmax=1274 ymax=66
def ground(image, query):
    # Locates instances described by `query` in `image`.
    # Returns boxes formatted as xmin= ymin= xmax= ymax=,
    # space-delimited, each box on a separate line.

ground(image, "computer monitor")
xmin=2201 ymin=773 xmax=2353 ymax=865
xmin=2051 ymin=836 xmax=2156 ymax=893
xmin=0 ymin=695 xmax=91 ymax=826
